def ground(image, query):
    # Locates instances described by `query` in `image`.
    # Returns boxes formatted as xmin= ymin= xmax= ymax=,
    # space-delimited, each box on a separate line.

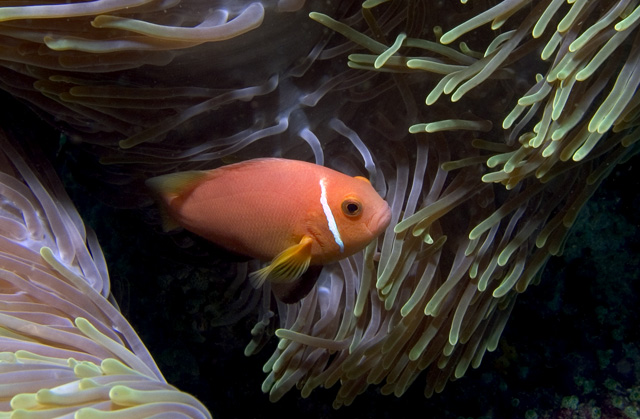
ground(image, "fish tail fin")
xmin=145 ymin=171 xmax=209 ymax=198
xmin=248 ymin=236 xmax=313 ymax=288
xmin=158 ymin=205 xmax=181 ymax=232
xmin=145 ymin=171 xmax=209 ymax=232
xmin=146 ymin=192 xmax=181 ymax=232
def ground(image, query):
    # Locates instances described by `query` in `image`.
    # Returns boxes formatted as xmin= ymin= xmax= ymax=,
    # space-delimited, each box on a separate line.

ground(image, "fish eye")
xmin=341 ymin=199 xmax=362 ymax=217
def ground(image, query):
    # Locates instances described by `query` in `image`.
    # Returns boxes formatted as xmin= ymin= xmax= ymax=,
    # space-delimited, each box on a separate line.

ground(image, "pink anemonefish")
xmin=146 ymin=158 xmax=391 ymax=298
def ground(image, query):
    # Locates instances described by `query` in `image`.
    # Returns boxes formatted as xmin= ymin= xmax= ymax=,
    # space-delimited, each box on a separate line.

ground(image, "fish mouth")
xmin=368 ymin=203 xmax=392 ymax=236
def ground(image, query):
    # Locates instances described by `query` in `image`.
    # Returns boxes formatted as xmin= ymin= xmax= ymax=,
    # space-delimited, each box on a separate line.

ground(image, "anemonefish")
xmin=146 ymin=158 xmax=391 ymax=295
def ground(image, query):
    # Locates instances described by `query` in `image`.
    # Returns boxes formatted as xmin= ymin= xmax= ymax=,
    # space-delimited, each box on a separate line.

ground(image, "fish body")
xmin=146 ymin=158 xmax=391 ymax=288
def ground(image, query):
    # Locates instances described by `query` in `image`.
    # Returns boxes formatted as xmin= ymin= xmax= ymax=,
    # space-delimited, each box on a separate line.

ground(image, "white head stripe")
xmin=319 ymin=177 xmax=344 ymax=253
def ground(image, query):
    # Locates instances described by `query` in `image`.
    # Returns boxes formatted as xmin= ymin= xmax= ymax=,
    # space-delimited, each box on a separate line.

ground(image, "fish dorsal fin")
xmin=354 ymin=175 xmax=370 ymax=184
xmin=248 ymin=236 xmax=313 ymax=288
xmin=145 ymin=170 xmax=209 ymax=198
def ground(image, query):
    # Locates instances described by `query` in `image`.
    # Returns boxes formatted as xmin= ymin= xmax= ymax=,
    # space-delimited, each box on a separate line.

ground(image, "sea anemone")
xmin=0 ymin=129 xmax=210 ymax=417
xmin=0 ymin=0 xmax=638 ymax=414
xmin=0 ymin=0 xmax=338 ymax=158
xmin=245 ymin=1 xmax=640 ymax=408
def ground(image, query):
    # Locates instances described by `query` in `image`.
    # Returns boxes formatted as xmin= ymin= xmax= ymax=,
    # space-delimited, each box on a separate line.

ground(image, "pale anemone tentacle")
xmin=0 ymin=129 xmax=211 ymax=417
xmin=90 ymin=3 xmax=265 ymax=43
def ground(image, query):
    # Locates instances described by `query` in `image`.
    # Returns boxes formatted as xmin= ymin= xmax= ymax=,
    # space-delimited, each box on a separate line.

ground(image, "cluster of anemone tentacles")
xmin=0 ymin=129 xmax=211 ymax=417
xmin=0 ymin=0 xmax=638 ymax=413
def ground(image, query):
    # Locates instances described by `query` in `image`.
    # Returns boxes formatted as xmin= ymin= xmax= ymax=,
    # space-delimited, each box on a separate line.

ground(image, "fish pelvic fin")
xmin=249 ymin=236 xmax=313 ymax=288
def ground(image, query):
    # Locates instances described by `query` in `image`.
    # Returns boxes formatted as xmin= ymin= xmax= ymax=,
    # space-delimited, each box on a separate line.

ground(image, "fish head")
xmin=323 ymin=175 xmax=391 ymax=258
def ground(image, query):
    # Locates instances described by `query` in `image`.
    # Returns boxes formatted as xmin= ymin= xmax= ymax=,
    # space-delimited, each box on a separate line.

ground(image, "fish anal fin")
xmin=248 ymin=236 xmax=313 ymax=288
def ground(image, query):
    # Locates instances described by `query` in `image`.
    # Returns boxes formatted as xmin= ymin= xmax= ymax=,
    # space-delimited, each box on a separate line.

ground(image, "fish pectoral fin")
xmin=248 ymin=236 xmax=313 ymax=288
